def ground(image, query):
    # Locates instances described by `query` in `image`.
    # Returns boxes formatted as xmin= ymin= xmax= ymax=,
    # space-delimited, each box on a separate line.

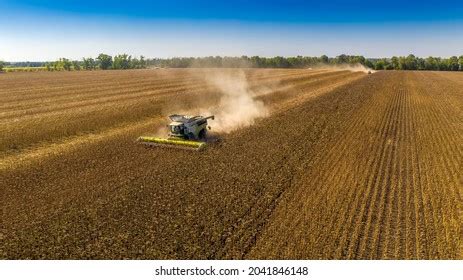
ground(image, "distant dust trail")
xmin=314 ymin=63 xmax=375 ymax=73
xmin=163 ymin=67 xmax=364 ymax=134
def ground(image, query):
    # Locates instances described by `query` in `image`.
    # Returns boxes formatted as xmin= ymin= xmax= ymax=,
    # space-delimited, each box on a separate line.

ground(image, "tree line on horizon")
xmin=0 ymin=54 xmax=146 ymax=72
xmin=148 ymin=54 xmax=463 ymax=71
xmin=43 ymin=54 xmax=147 ymax=71
xmin=1 ymin=54 xmax=463 ymax=72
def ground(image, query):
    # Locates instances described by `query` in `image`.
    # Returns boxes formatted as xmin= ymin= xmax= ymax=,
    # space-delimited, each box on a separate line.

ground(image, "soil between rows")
xmin=1 ymin=70 xmax=461 ymax=259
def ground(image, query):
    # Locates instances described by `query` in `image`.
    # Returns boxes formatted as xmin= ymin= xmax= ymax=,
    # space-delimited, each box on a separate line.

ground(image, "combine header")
xmin=138 ymin=114 xmax=214 ymax=151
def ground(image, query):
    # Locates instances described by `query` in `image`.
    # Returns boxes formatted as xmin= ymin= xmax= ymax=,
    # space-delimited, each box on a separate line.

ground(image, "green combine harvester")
xmin=138 ymin=114 xmax=215 ymax=151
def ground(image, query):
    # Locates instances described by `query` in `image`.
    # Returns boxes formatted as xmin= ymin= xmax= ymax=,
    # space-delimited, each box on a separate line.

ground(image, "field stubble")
xmin=0 ymin=69 xmax=461 ymax=259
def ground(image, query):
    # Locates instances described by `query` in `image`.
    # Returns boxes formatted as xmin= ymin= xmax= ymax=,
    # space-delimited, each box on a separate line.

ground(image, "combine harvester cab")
xmin=138 ymin=114 xmax=214 ymax=151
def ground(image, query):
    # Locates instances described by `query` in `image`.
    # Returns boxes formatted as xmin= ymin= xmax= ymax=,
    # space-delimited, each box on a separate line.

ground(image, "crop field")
xmin=2 ymin=67 xmax=48 ymax=73
xmin=0 ymin=69 xmax=461 ymax=259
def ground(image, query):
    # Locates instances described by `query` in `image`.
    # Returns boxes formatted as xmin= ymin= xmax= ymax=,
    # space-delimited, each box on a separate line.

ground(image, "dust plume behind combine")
xmin=197 ymin=65 xmax=371 ymax=133
xmin=200 ymin=70 xmax=270 ymax=133
xmin=313 ymin=63 xmax=375 ymax=73
xmin=151 ymin=69 xmax=284 ymax=136
xmin=161 ymin=65 xmax=369 ymax=135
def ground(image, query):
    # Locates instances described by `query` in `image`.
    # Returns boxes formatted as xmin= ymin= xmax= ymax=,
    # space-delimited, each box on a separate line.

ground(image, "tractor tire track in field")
xmin=0 ymin=70 xmax=461 ymax=259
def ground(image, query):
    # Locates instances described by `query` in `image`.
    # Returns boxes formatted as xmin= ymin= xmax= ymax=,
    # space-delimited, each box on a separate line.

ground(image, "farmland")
xmin=0 ymin=69 xmax=461 ymax=259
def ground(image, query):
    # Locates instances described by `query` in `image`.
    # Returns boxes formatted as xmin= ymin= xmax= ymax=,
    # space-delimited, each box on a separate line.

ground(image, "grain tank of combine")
xmin=167 ymin=114 xmax=214 ymax=140
xmin=137 ymin=114 xmax=214 ymax=150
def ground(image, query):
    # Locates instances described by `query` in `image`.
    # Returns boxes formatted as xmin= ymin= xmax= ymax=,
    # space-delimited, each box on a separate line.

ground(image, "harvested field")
xmin=0 ymin=69 xmax=461 ymax=259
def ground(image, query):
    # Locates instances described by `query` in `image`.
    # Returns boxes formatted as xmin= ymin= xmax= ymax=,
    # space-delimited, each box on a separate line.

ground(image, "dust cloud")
xmin=313 ymin=63 xmax=375 ymax=73
xmin=201 ymin=70 xmax=269 ymax=133
xmin=154 ymin=65 xmax=370 ymax=136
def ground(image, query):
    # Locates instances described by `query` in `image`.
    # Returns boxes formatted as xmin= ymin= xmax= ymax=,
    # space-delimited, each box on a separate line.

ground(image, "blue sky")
xmin=1 ymin=0 xmax=462 ymax=61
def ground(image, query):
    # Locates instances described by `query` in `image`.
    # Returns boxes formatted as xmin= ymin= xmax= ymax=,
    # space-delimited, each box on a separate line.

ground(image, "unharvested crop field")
xmin=0 ymin=69 xmax=461 ymax=259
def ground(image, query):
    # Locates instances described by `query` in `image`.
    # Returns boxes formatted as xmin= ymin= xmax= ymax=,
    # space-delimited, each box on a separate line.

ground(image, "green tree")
xmin=459 ymin=55 xmax=463 ymax=71
xmin=72 ymin=61 xmax=81 ymax=70
xmin=448 ymin=56 xmax=459 ymax=71
xmin=404 ymin=54 xmax=417 ymax=70
xmin=140 ymin=56 xmax=146 ymax=68
xmin=374 ymin=59 xmax=387 ymax=70
xmin=127 ymin=55 xmax=147 ymax=69
xmin=320 ymin=55 xmax=329 ymax=64
xmin=349 ymin=56 xmax=366 ymax=65
xmin=130 ymin=57 xmax=139 ymax=69
xmin=82 ymin=57 xmax=96 ymax=70
xmin=336 ymin=54 xmax=348 ymax=64
xmin=60 ymin=58 xmax=72 ymax=71
xmin=113 ymin=54 xmax=131 ymax=69
xmin=437 ymin=58 xmax=448 ymax=71
xmin=398 ymin=56 xmax=407 ymax=70
xmin=250 ymin=56 xmax=262 ymax=67
xmin=51 ymin=58 xmax=69 ymax=71
xmin=365 ymin=59 xmax=374 ymax=69
xmin=425 ymin=57 xmax=438 ymax=70
xmin=416 ymin=57 xmax=426 ymax=70
xmin=374 ymin=60 xmax=384 ymax=70
xmin=0 ymin=60 xmax=4 ymax=72
xmin=390 ymin=56 xmax=399 ymax=70
xmin=97 ymin=53 xmax=113 ymax=70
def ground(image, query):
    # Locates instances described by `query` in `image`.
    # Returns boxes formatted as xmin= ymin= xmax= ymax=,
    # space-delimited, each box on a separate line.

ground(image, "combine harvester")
xmin=138 ymin=114 xmax=214 ymax=151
